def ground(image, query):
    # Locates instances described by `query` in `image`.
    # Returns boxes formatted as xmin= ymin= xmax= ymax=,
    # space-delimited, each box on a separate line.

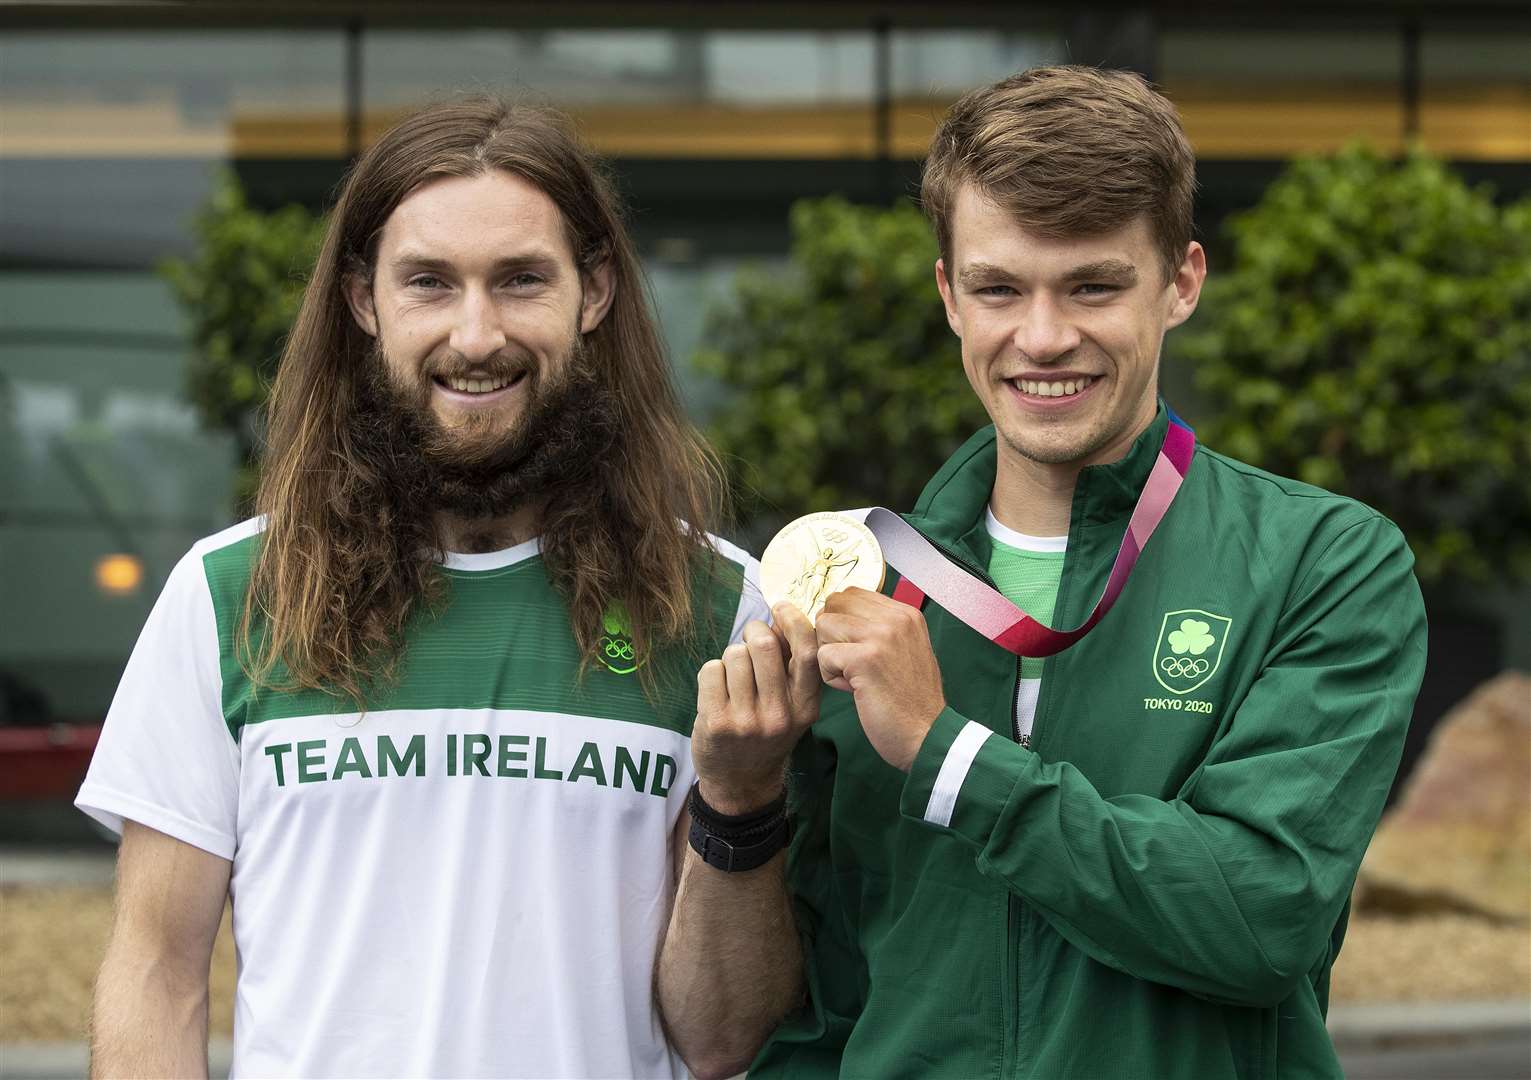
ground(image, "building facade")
xmin=1 ymin=0 xmax=1527 ymax=735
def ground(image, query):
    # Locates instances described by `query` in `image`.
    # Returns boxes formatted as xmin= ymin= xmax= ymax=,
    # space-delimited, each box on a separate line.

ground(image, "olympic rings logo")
xmin=821 ymin=528 xmax=850 ymax=543
xmin=601 ymin=636 xmax=636 ymax=661
xmin=1160 ymin=656 xmax=1210 ymax=679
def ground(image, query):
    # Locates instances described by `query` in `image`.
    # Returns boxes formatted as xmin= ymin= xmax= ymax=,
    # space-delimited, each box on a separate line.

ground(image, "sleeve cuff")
xmin=900 ymin=707 xmax=1030 ymax=845
xmin=76 ymin=783 xmax=237 ymax=861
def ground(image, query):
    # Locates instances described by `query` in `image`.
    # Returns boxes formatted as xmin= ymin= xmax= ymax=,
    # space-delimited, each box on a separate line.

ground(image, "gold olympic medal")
xmin=759 ymin=511 xmax=887 ymax=625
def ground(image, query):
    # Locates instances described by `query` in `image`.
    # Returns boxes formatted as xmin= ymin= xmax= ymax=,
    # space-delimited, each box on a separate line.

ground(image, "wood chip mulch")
xmin=1 ymin=886 xmax=236 ymax=1042
xmin=2 ymin=886 xmax=1526 ymax=1041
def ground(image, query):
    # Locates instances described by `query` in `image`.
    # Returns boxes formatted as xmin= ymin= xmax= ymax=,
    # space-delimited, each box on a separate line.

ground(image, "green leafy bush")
xmin=161 ymin=172 xmax=326 ymax=488
xmin=696 ymin=197 xmax=984 ymax=529
xmin=1179 ymin=146 xmax=1531 ymax=584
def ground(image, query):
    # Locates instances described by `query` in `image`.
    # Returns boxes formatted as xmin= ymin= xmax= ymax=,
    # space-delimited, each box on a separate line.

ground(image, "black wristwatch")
xmin=687 ymin=781 xmax=791 ymax=873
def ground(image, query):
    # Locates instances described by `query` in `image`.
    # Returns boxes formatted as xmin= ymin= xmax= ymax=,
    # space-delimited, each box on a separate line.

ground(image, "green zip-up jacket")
xmin=753 ymin=407 xmax=1427 ymax=1079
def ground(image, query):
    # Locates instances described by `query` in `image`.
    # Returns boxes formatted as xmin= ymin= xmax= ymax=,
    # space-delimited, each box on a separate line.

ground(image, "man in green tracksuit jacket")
xmin=697 ymin=66 xmax=1426 ymax=1080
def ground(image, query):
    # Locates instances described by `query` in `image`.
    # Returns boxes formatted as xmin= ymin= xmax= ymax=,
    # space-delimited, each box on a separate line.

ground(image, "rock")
xmin=1357 ymin=671 xmax=1531 ymax=922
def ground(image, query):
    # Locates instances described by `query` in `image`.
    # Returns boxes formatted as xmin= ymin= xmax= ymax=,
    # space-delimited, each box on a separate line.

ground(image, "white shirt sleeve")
xmin=728 ymin=556 xmax=771 ymax=644
xmin=76 ymin=544 xmax=239 ymax=860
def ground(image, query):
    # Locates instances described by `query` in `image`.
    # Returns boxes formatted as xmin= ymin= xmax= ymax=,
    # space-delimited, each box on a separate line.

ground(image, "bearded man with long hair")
xmin=77 ymin=98 xmax=808 ymax=1079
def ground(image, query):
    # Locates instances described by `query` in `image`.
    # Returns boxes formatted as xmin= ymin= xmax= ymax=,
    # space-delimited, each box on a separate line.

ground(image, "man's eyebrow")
xmin=388 ymin=250 xmax=561 ymax=272
xmin=1064 ymin=259 xmax=1139 ymax=284
xmin=956 ymin=261 xmax=1014 ymax=287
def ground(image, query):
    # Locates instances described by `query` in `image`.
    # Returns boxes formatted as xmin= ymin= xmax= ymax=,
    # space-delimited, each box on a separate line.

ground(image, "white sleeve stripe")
xmin=923 ymin=721 xmax=992 ymax=827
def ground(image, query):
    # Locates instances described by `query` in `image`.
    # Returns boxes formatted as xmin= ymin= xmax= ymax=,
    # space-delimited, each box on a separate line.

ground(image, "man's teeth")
xmin=446 ymin=375 xmax=514 ymax=393
xmin=1015 ymin=376 xmax=1095 ymax=397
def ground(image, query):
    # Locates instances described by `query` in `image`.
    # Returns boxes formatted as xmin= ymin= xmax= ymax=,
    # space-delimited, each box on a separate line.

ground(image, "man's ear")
xmin=343 ymin=272 xmax=380 ymax=338
xmin=1164 ymin=241 xmax=1207 ymax=331
xmin=579 ymin=259 xmax=616 ymax=335
xmin=934 ymin=258 xmax=962 ymax=338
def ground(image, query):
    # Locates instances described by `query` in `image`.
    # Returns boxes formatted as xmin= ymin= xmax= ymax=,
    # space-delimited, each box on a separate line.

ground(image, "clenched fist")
xmin=692 ymin=603 xmax=820 ymax=815
xmin=815 ymin=587 xmax=946 ymax=772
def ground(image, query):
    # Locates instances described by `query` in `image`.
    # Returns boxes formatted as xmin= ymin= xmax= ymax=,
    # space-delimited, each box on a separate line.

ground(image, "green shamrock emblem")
xmin=1167 ymin=618 xmax=1216 ymax=656
xmin=1153 ymin=609 xmax=1231 ymax=695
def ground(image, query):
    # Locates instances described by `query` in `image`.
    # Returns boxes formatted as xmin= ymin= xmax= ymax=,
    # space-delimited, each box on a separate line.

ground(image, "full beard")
xmin=348 ymin=336 xmax=620 ymax=529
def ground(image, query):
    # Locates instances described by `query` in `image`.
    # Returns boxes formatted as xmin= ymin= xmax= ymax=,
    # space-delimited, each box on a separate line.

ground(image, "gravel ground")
xmin=1330 ymin=912 xmax=1531 ymax=1003
xmin=2 ymin=886 xmax=1527 ymax=1041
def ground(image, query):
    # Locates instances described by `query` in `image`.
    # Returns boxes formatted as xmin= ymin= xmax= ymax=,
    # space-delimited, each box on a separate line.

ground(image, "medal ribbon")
xmin=858 ymin=414 xmax=1195 ymax=658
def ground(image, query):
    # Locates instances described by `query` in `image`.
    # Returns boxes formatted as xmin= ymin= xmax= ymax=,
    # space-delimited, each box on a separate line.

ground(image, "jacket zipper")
xmin=1014 ymin=653 xmax=1029 ymax=747
xmin=908 ymin=520 xmax=1025 ymax=1075
xmin=916 ymin=530 xmax=991 ymax=584
xmin=1005 ymin=893 xmax=1022 ymax=1076
xmin=1007 ymin=655 xmax=1025 ymax=1074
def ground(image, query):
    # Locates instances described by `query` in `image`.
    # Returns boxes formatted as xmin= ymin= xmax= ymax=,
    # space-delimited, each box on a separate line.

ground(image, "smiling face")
xmin=936 ymin=184 xmax=1204 ymax=471
xmin=344 ymin=169 xmax=613 ymax=463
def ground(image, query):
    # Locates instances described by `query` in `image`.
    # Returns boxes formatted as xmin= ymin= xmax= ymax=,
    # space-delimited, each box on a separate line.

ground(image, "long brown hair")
xmin=243 ymin=97 xmax=726 ymax=704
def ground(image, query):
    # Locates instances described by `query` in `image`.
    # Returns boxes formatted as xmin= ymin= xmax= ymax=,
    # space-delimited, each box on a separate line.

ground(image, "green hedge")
xmin=161 ymin=172 xmax=324 ymax=499
xmin=1179 ymin=146 xmax=1531 ymax=584
xmin=696 ymin=197 xmax=986 ymax=530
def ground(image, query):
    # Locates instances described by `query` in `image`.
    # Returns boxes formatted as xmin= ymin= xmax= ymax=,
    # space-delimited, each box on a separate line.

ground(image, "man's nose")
xmin=448 ymin=287 xmax=507 ymax=361
xmin=1012 ymin=296 xmax=1082 ymax=363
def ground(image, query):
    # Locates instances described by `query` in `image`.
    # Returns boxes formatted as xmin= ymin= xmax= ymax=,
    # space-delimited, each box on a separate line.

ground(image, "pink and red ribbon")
xmin=863 ymin=415 xmax=1196 ymax=659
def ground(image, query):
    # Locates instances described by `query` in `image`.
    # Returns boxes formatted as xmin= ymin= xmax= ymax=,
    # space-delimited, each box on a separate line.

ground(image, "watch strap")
xmin=687 ymin=814 xmax=790 ymax=873
xmin=686 ymin=780 xmax=791 ymax=873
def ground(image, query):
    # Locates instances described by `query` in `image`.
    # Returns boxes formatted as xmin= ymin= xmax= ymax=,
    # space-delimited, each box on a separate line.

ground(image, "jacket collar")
xmin=907 ymin=402 xmax=1172 ymax=561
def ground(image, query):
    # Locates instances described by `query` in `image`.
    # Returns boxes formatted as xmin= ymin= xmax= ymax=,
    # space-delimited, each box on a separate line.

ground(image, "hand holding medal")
xmin=760 ymin=511 xmax=944 ymax=772
xmin=753 ymin=415 xmax=1197 ymax=771
xmin=759 ymin=512 xmax=887 ymax=624
xmin=690 ymin=523 xmax=852 ymax=815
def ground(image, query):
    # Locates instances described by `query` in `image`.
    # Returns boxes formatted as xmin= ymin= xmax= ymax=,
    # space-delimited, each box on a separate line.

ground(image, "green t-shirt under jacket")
xmin=754 ymin=405 xmax=1428 ymax=1080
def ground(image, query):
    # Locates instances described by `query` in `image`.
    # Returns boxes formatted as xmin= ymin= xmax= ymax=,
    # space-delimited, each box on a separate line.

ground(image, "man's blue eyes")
xmin=406 ymin=274 xmax=543 ymax=289
xmin=973 ymin=283 xmax=1119 ymax=297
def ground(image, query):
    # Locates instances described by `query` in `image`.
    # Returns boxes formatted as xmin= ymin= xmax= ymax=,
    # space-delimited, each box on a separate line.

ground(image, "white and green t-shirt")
xmin=77 ymin=517 xmax=768 ymax=1079
xmin=985 ymin=508 xmax=1066 ymax=743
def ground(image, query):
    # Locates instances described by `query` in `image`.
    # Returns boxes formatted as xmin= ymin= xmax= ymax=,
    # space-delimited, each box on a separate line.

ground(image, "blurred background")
xmin=1 ymin=1 xmax=1528 ymax=1075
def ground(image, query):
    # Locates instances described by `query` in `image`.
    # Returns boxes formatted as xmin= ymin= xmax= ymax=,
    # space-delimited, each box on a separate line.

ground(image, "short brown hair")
xmin=922 ymin=65 xmax=1196 ymax=282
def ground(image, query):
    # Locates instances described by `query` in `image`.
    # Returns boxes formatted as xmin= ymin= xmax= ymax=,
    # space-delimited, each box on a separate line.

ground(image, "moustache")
xmin=422 ymin=351 xmax=536 ymax=384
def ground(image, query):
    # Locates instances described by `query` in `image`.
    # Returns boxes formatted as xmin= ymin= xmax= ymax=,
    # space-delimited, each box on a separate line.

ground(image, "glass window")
xmin=0 ymin=158 xmax=218 ymax=269
xmin=1158 ymin=29 xmax=1405 ymax=156
xmin=1420 ymin=31 xmax=1531 ymax=160
xmin=0 ymin=271 xmax=238 ymax=723
xmin=645 ymin=256 xmax=779 ymax=419
xmin=1 ymin=30 xmax=337 ymax=725
xmin=361 ymin=29 xmax=684 ymax=109
xmin=363 ymin=29 xmax=878 ymax=157
xmin=0 ymin=30 xmax=347 ymax=158
xmin=0 ymin=31 xmax=347 ymax=268
xmin=705 ymin=32 xmax=873 ymax=105
xmin=888 ymin=29 xmax=1066 ymax=156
